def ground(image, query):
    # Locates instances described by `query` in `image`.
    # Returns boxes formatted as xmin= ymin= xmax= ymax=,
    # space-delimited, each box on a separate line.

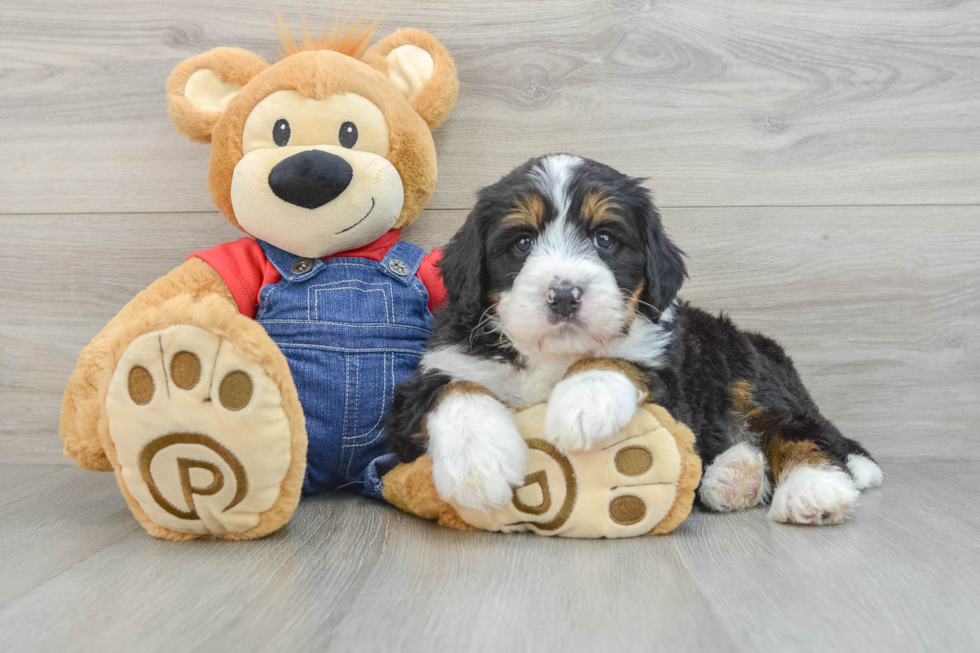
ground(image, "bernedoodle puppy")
xmin=387 ymin=155 xmax=883 ymax=525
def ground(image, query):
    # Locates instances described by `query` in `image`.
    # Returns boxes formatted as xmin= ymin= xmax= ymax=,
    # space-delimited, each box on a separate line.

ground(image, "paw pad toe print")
xmin=454 ymin=405 xmax=689 ymax=537
xmin=106 ymin=324 xmax=292 ymax=536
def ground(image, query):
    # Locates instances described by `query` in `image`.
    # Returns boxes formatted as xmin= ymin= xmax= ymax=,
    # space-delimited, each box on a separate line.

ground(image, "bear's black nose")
xmin=268 ymin=150 xmax=353 ymax=209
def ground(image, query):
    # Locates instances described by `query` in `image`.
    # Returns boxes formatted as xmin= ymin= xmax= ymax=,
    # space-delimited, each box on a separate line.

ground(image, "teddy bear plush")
xmin=59 ymin=18 xmax=701 ymax=540
xmin=59 ymin=18 xmax=460 ymax=540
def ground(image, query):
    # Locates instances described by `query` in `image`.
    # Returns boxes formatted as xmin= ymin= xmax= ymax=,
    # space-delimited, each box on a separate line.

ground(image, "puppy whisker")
xmin=621 ymin=289 xmax=662 ymax=320
xmin=468 ymin=305 xmax=503 ymax=348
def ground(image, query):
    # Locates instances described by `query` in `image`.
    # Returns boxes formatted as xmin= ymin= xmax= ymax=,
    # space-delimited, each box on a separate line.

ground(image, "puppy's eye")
xmin=593 ymin=232 xmax=616 ymax=250
xmin=514 ymin=237 xmax=536 ymax=254
xmin=273 ymin=119 xmax=290 ymax=147
xmin=339 ymin=121 xmax=358 ymax=148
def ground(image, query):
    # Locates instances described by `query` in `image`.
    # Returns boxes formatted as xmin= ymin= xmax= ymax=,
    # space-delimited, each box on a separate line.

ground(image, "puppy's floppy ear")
xmin=362 ymin=29 xmax=459 ymax=130
xmin=438 ymin=201 xmax=490 ymax=328
xmin=167 ymin=47 xmax=268 ymax=143
xmin=638 ymin=193 xmax=686 ymax=321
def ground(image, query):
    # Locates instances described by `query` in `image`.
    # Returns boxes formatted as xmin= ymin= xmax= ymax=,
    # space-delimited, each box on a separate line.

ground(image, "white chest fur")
xmin=421 ymin=307 xmax=676 ymax=408
xmin=421 ymin=345 xmax=570 ymax=408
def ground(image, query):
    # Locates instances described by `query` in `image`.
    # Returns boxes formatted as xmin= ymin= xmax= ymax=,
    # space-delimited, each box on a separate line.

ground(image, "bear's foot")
xmin=384 ymin=404 xmax=702 ymax=538
xmin=103 ymin=299 xmax=306 ymax=540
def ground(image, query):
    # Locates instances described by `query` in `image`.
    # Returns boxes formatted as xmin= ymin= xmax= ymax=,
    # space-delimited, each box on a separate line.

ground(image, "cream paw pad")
xmin=383 ymin=403 xmax=702 ymax=538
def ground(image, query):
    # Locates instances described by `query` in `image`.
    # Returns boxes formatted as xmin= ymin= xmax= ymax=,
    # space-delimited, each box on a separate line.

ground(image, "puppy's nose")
xmin=268 ymin=150 xmax=353 ymax=209
xmin=547 ymin=283 xmax=583 ymax=318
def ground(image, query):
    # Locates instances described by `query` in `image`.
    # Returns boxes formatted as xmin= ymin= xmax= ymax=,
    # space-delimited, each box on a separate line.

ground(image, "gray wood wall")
xmin=1 ymin=0 xmax=978 ymax=465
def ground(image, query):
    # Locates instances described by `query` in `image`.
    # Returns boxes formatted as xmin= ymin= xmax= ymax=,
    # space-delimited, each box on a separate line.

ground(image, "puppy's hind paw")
xmin=699 ymin=442 xmax=770 ymax=512
xmin=847 ymin=454 xmax=883 ymax=490
xmin=768 ymin=465 xmax=859 ymax=525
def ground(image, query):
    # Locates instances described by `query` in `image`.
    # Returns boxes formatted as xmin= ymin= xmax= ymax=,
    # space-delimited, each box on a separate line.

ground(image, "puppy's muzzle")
xmin=268 ymin=150 xmax=353 ymax=209
xmin=547 ymin=282 xmax=583 ymax=319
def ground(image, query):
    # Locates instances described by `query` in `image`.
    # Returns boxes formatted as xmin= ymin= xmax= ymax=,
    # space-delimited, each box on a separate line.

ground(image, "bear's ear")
xmin=167 ymin=47 xmax=269 ymax=143
xmin=362 ymin=29 xmax=459 ymax=131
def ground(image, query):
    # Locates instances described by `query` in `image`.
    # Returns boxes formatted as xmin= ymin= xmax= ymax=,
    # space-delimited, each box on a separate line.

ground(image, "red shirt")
xmin=190 ymin=230 xmax=446 ymax=319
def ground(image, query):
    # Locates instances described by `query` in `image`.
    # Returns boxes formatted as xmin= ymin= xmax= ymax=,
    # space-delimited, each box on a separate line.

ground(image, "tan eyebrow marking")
xmin=503 ymin=194 xmax=546 ymax=229
xmin=581 ymin=191 xmax=621 ymax=226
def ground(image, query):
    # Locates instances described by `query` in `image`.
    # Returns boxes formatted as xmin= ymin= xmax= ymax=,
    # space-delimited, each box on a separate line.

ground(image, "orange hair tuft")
xmin=274 ymin=10 xmax=380 ymax=60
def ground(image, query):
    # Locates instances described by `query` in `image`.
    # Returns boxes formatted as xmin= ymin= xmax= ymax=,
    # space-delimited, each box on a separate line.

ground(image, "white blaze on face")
xmin=495 ymin=155 xmax=632 ymax=360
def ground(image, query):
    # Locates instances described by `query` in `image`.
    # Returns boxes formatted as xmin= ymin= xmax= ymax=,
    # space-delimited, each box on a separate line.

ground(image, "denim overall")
xmin=255 ymin=239 xmax=433 ymax=498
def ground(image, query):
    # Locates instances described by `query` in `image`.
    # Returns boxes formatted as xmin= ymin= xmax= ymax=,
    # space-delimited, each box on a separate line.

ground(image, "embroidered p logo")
xmin=509 ymin=439 xmax=577 ymax=531
xmin=106 ymin=324 xmax=295 ymax=536
xmin=139 ymin=433 xmax=249 ymax=520
xmin=452 ymin=404 xmax=693 ymax=538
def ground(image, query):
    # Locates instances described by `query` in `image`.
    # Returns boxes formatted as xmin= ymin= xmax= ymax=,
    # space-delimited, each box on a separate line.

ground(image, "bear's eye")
xmin=339 ymin=121 xmax=358 ymax=148
xmin=273 ymin=119 xmax=290 ymax=147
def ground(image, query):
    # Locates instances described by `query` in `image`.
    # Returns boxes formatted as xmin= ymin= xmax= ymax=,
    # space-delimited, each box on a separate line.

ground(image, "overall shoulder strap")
xmin=256 ymin=240 xmax=325 ymax=282
xmin=378 ymin=241 xmax=426 ymax=285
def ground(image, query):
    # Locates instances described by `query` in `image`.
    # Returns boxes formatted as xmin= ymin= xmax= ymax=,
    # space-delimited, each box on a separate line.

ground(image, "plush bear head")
xmin=166 ymin=19 xmax=458 ymax=258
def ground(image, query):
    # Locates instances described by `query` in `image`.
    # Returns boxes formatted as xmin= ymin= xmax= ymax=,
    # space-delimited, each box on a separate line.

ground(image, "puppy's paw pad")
xmin=699 ymin=443 xmax=769 ymax=511
xmin=106 ymin=325 xmax=293 ymax=536
xmin=545 ymin=371 xmax=639 ymax=452
xmin=768 ymin=466 xmax=859 ymax=525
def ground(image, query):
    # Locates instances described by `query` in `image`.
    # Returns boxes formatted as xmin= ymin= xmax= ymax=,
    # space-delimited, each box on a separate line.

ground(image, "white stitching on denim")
xmin=385 ymin=243 xmax=424 ymax=271
xmin=256 ymin=283 xmax=277 ymax=321
xmin=343 ymin=352 xmax=390 ymax=472
xmin=258 ymin=320 xmax=430 ymax=333
xmin=354 ymin=353 xmax=361 ymax=441
xmin=275 ymin=343 xmax=427 ymax=354
xmin=350 ymin=350 xmax=394 ymax=450
xmin=340 ymin=353 xmax=351 ymax=471
xmin=344 ymin=354 xmax=364 ymax=475
xmin=314 ymin=287 xmax=390 ymax=324
xmin=310 ymin=278 xmax=393 ymax=286
xmin=254 ymin=244 xmax=429 ymax=484
xmin=402 ymin=272 xmax=428 ymax=303
xmin=320 ymin=262 xmax=383 ymax=273
xmin=342 ymin=351 xmax=384 ymax=442
xmin=310 ymin=281 xmax=393 ymax=325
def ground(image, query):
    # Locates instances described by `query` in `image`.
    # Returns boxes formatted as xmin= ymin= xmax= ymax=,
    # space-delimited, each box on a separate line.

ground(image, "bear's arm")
xmin=60 ymin=258 xmax=236 ymax=471
xmin=188 ymin=237 xmax=281 ymax=318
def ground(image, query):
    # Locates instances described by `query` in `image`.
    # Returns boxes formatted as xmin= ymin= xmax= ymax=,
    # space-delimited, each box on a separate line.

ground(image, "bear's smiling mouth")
xmin=335 ymin=197 xmax=375 ymax=235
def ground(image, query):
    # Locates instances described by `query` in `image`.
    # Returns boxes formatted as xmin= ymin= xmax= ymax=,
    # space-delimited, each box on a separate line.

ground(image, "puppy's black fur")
xmin=387 ymin=155 xmax=875 ymax=495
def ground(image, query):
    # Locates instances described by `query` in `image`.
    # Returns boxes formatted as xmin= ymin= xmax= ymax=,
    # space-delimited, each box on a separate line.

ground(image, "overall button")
xmin=388 ymin=259 xmax=410 ymax=277
xmin=291 ymin=258 xmax=314 ymax=274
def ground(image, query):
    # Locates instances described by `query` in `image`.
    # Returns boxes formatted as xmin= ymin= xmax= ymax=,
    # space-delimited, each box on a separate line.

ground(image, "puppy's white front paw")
xmin=768 ymin=465 xmax=860 ymax=525
xmin=544 ymin=370 xmax=641 ymax=453
xmin=428 ymin=392 xmax=527 ymax=511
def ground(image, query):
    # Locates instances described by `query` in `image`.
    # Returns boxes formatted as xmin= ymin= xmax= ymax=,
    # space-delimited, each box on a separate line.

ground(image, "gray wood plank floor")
xmin=1 ymin=462 xmax=977 ymax=652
